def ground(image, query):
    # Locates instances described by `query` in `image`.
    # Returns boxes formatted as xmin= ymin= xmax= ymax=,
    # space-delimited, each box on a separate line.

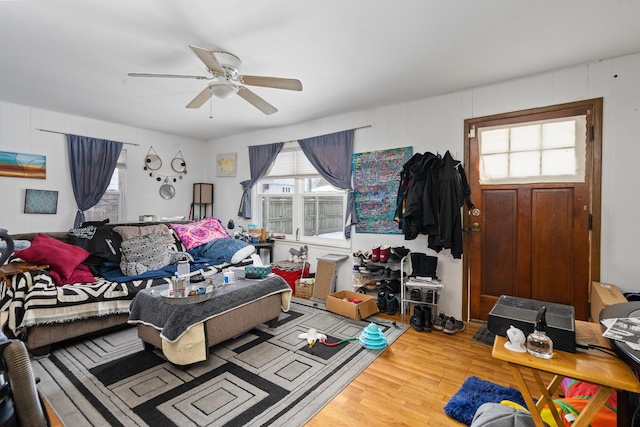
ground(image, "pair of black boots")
xmin=410 ymin=305 xmax=433 ymax=332
xmin=410 ymin=253 xmax=438 ymax=279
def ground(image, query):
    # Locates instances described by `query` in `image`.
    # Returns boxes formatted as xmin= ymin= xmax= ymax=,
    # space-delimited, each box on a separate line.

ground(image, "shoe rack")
xmin=351 ymin=248 xmax=409 ymax=298
xmin=401 ymin=277 xmax=443 ymax=322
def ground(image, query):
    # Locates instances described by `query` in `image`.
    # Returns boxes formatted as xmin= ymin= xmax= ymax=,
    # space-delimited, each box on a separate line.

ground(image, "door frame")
xmin=462 ymin=98 xmax=603 ymax=320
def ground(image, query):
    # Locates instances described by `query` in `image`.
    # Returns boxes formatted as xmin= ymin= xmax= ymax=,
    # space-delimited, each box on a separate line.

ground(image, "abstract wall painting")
xmin=0 ymin=151 xmax=46 ymax=179
xmin=352 ymin=146 xmax=412 ymax=234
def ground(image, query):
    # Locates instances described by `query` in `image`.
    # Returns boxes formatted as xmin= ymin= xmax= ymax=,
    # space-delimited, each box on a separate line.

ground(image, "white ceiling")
xmin=1 ymin=1 xmax=640 ymax=141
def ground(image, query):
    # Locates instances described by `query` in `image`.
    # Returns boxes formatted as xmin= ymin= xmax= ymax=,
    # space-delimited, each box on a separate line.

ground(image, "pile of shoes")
xmin=371 ymin=245 xmax=410 ymax=263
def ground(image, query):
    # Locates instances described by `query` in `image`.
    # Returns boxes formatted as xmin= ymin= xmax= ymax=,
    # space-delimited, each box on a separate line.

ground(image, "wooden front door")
xmin=465 ymin=99 xmax=602 ymax=321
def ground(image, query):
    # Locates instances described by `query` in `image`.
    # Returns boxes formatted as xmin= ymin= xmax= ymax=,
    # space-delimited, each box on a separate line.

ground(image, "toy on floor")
xmin=359 ymin=323 xmax=388 ymax=349
xmin=298 ymin=328 xmax=327 ymax=348
xmin=298 ymin=327 xmax=358 ymax=348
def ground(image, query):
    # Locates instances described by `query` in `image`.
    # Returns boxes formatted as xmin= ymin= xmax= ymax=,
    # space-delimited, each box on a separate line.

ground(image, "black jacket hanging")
xmin=395 ymin=150 xmax=473 ymax=259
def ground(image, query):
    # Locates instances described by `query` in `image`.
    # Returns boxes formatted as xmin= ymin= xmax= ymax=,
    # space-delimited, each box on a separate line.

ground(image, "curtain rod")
xmin=36 ymin=128 xmax=140 ymax=147
xmin=282 ymin=124 xmax=372 ymax=144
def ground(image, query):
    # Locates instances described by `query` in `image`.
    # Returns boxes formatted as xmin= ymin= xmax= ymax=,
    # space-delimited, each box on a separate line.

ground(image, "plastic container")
xmin=177 ymin=261 xmax=190 ymax=289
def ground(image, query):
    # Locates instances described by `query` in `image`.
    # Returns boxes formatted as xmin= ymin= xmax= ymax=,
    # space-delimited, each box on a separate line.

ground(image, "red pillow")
xmin=49 ymin=263 xmax=96 ymax=286
xmin=15 ymin=233 xmax=89 ymax=283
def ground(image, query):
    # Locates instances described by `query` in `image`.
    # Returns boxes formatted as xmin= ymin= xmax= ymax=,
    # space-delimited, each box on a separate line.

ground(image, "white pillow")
xmin=231 ymin=245 xmax=256 ymax=264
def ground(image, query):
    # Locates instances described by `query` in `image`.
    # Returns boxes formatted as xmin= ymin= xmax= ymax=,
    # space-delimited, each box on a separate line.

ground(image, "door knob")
xmin=471 ymin=222 xmax=481 ymax=231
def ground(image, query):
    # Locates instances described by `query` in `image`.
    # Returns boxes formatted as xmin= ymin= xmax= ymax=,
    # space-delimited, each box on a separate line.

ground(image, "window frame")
xmin=256 ymin=146 xmax=349 ymax=246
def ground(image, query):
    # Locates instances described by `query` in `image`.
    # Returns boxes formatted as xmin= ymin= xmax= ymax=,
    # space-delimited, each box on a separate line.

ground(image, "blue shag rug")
xmin=444 ymin=376 xmax=527 ymax=426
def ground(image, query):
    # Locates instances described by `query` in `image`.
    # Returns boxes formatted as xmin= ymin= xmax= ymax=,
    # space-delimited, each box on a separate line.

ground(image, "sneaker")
xmin=443 ymin=316 xmax=465 ymax=335
xmin=376 ymin=291 xmax=387 ymax=312
xmin=426 ymin=289 xmax=439 ymax=304
xmin=433 ymin=311 xmax=447 ymax=331
xmin=391 ymin=246 xmax=410 ymax=258
xmin=410 ymin=306 xmax=425 ymax=332
xmin=385 ymin=292 xmax=398 ymax=315
xmin=410 ymin=288 xmax=422 ymax=301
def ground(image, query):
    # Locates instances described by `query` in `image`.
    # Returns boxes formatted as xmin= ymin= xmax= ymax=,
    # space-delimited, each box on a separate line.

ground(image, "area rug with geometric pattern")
xmin=33 ymin=299 xmax=407 ymax=426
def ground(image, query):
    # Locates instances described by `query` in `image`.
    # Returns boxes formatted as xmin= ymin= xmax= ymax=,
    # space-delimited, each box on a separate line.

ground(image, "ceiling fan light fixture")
xmin=209 ymin=81 xmax=238 ymax=99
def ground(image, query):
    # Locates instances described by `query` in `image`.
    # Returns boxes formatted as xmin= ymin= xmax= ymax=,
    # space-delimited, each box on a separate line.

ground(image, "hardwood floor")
xmin=306 ymin=313 xmax=555 ymax=427
xmin=43 ymin=314 xmax=553 ymax=427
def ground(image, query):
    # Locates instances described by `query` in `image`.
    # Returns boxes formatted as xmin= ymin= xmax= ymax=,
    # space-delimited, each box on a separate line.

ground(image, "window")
xmin=478 ymin=115 xmax=587 ymax=184
xmin=257 ymin=144 xmax=346 ymax=241
xmin=84 ymin=149 xmax=127 ymax=223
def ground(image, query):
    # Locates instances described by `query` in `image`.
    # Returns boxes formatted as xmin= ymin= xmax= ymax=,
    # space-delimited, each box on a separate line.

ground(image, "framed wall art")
xmin=0 ymin=151 xmax=46 ymax=179
xmin=216 ymin=153 xmax=237 ymax=176
xmin=24 ymin=189 xmax=59 ymax=214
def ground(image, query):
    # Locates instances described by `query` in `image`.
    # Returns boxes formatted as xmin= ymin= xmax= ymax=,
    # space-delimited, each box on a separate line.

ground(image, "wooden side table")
xmin=492 ymin=320 xmax=640 ymax=427
xmin=0 ymin=262 xmax=49 ymax=287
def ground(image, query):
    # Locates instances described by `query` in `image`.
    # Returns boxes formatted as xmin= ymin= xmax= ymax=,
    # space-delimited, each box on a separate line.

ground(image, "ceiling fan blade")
xmin=189 ymin=45 xmax=225 ymax=74
xmin=237 ymin=86 xmax=278 ymax=115
xmin=128 ymin=72 xmax=208 ymax=80
xmin=186 ymin=87 xmax=213 ymax=109
xmin=240 ymin=75 xmax=303 ymax=91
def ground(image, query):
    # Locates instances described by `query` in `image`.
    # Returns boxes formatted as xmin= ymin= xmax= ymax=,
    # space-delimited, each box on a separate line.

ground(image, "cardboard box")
xmin=326 ymin=290 xmax=379 ymax=320
xmin=591 ymin=281 xmax=626 ymax=322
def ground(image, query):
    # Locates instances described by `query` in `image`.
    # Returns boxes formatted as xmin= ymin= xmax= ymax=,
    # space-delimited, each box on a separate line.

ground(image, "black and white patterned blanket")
xmin=128 ymin=273 xmax=292 ymax=342
xmin=0 ymin=270 xmax=172 ymax=338
xmin=0 ymin=259 xmax=249 ymax=339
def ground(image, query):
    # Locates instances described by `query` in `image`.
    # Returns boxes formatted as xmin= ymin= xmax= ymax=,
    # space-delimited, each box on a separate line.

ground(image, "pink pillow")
xmin=169 ymin=217 xmax=231 ymax=250
xmin=15 ymin=233 xmax=89 ymax=283
xmin=49 ymin=263 xmax=96 ymax=286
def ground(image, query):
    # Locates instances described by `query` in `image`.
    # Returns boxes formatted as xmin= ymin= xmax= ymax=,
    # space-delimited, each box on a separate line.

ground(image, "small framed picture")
xmin=24 ymin=189 xmax=59 ymax=214
xmin=217 ymin=153 xmax=237 ymax=177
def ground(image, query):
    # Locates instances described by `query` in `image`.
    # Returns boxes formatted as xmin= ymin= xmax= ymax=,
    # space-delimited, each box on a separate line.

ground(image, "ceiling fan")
xmin=128 ymin=45 xmax=303 ymax=115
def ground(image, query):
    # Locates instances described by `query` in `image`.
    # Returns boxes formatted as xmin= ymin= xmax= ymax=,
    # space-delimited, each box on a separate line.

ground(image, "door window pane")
xmin=479 ymin=115 xmax=586 ymax=184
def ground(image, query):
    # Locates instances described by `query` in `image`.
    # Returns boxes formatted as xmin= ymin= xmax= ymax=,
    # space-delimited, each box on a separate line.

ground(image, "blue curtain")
xmin=237 ymin=142 xmax=284 ymax=219
xmin=298 ymin=129 xmax=355 ymax=239
xmin=67 ymin=134 xmax=123 ymax=228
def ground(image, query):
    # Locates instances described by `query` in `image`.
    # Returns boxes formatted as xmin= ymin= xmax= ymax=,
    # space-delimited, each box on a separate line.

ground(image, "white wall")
xmin=207 ymin=52 xmax=640 ymax=319
xmin=0 ymin=102 xmax=207 ymax=234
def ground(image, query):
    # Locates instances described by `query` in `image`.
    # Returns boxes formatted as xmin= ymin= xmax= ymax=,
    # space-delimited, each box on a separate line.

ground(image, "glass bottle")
xmin=527 ymin=306 xmax=553 ymax=359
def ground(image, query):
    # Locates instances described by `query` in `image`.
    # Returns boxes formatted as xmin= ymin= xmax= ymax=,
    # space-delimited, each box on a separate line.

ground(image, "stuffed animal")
xmin=288 ymin=245 xmax=308 ymax=263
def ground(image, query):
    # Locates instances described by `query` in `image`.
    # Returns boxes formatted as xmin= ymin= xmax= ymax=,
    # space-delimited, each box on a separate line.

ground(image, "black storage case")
xmin=488 ymin=295 xmax=576 ymax=353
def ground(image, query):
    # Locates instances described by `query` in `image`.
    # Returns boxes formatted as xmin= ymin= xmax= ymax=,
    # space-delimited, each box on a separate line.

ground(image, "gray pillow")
xmin=119 ymin=234 xmax=170 ymax=276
